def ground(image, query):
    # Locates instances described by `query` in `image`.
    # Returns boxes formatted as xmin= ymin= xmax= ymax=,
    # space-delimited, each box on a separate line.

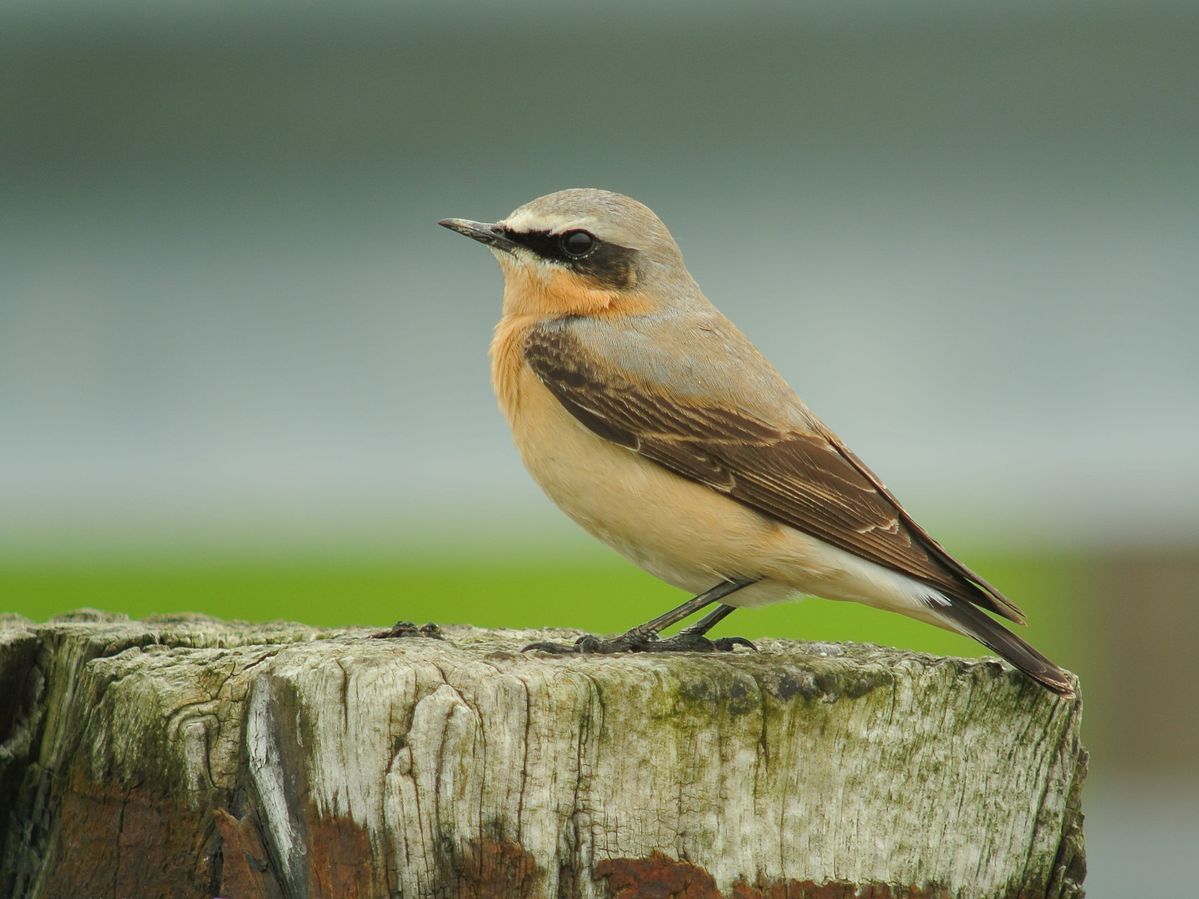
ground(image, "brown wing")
xmin=524 ymin=325 xmax=1023 ymax=623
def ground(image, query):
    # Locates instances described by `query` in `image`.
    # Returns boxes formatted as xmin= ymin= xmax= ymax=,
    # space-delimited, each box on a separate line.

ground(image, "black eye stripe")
xmin=495 ymin=228 xmax=581 ymax=263
xmin=495 ymin=227 xmax=638 ymax=289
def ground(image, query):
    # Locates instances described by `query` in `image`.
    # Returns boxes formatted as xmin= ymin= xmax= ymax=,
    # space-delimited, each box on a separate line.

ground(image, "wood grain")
xmin=0 ymin=612 xmax=1085 ymax=898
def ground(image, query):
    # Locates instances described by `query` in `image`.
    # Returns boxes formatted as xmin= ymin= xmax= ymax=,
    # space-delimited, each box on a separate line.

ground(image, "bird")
xmin=438 ymin=188 xmax=1073 ymax=696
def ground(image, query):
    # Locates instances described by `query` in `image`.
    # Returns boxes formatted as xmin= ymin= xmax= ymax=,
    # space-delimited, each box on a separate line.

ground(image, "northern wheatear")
xmin=439 ymin=189 xmax=1072 ymax=696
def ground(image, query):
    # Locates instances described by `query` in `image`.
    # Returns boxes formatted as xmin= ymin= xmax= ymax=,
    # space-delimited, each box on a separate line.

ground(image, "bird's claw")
xmin=521 ymin=632 xmax=657 ymax=654
xmin=522 ymin=630 xmax=755 ymax=655
xmin=370 ymin=621 xmax=445 ymax=640
xmin=650 ymin=632 xmax=757 ymax=653
xmin=520 ymin=639 xmax=582 ymax=654
xmin=711 ymin=635 xmax=758 ymax=652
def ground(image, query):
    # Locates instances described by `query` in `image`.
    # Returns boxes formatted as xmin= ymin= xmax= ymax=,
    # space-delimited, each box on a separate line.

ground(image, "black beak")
xmin=438 ymin=218 xmax=517 ymax=252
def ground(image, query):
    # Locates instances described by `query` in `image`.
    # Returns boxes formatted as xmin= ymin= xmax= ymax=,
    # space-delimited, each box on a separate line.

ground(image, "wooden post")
xmin=0 ymin=611 xmax=1085 ymax=898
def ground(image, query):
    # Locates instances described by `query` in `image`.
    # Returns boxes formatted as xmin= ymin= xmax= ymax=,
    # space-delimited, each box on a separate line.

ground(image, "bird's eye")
xmin=559 ymin=230 xmax=596 ymax=259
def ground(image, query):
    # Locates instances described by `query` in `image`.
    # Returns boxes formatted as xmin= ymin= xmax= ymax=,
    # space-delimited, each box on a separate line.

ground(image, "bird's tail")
xmin=935 ymin=600 xmax=1075 ymax=697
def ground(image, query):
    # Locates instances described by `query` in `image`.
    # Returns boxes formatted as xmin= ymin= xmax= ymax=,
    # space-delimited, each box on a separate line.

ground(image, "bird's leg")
xmin=679 ymin=603 xmax=737 ymax=634
xmin=523 ymin=578 xmax=757 ymax=654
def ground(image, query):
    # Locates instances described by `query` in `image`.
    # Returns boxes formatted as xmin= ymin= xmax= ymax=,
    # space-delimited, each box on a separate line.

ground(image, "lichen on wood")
xmin=0 ymin=611 xmax=1085 ymax=898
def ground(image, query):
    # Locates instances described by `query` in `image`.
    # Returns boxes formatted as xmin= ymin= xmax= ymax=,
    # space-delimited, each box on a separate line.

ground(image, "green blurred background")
xmin=2 ymin=1 xmax=1196 ymax=891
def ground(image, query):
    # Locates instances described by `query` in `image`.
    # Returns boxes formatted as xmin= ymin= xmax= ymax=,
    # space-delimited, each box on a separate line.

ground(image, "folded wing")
xmin=524 ymin=323 xmax=1024 ymax=623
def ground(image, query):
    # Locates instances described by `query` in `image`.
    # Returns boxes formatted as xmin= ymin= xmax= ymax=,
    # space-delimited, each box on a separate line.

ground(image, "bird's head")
xmin=439 ymin=188 xmax=691 ymax=319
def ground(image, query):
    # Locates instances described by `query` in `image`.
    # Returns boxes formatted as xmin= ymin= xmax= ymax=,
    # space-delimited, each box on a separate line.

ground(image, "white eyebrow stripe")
xmin=501 ymin=209 xmax=603 ymax=234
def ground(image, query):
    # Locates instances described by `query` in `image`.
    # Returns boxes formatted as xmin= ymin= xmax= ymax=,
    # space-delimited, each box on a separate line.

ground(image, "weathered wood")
xmin=0 ymin=610 xmax=1085 ymax=898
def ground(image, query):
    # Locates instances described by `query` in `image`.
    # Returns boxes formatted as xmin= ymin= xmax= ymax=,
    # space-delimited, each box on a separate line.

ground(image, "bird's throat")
xmin=498 ymin=259 xmax=653 ymax=320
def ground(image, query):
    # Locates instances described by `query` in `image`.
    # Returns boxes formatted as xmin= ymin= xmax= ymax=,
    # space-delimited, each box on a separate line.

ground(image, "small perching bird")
xmin=439 ymin=188 xmax=1073 ymax=696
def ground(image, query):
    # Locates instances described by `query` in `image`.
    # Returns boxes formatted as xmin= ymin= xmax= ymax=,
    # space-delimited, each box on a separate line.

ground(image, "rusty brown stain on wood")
xmin=212 ymin=805 xmax=394 ymax=899
xmin=731 ymin=878 xmax=952 ymax=898
xmin=437 ymin=835 xmax=545 ymax=898
xmin=43 ymin=768 xmax=211 ymax=899
xmin=598 ymin=851 xmax=954 ymax=899
xmin=305 ymin=807 xmax=392 ymax=898
xmin=597 ymin=851 xmax=724 ymax=898
xmin=211 ymin=808 xmax=278 ymax=899
xmin=37 ymin=770 xmax=539 ymax=899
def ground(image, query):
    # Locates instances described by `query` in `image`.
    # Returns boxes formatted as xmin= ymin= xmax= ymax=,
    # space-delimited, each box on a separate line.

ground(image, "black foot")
xmin=522 ymin=631 xmax=656 ymax=654
xmin=370 ymin=620 xmax=444 ymax=640
xmin=522 ymin=630 xmax=755 ymax=655
xmin=658 ymin=632 xmax=758 ymax=653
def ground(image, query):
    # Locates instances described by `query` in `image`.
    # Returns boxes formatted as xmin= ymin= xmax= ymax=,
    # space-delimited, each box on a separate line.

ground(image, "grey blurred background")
xmin=2 ymin=1 xmax=1196 ymax=890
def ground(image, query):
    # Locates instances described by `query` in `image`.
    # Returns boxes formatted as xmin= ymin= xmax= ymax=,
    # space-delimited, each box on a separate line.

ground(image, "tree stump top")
xmin=0 ymin=611 xmax=1085 ymax=898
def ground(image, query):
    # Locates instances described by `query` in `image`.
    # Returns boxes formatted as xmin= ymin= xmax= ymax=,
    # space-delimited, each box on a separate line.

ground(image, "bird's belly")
xmin=505 ymin=372 xmax=811 ymax=603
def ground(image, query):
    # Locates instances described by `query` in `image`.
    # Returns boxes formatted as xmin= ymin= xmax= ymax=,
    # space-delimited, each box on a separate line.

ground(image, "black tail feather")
xmin=936 ymin=600 xmax=1074 ymax=697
